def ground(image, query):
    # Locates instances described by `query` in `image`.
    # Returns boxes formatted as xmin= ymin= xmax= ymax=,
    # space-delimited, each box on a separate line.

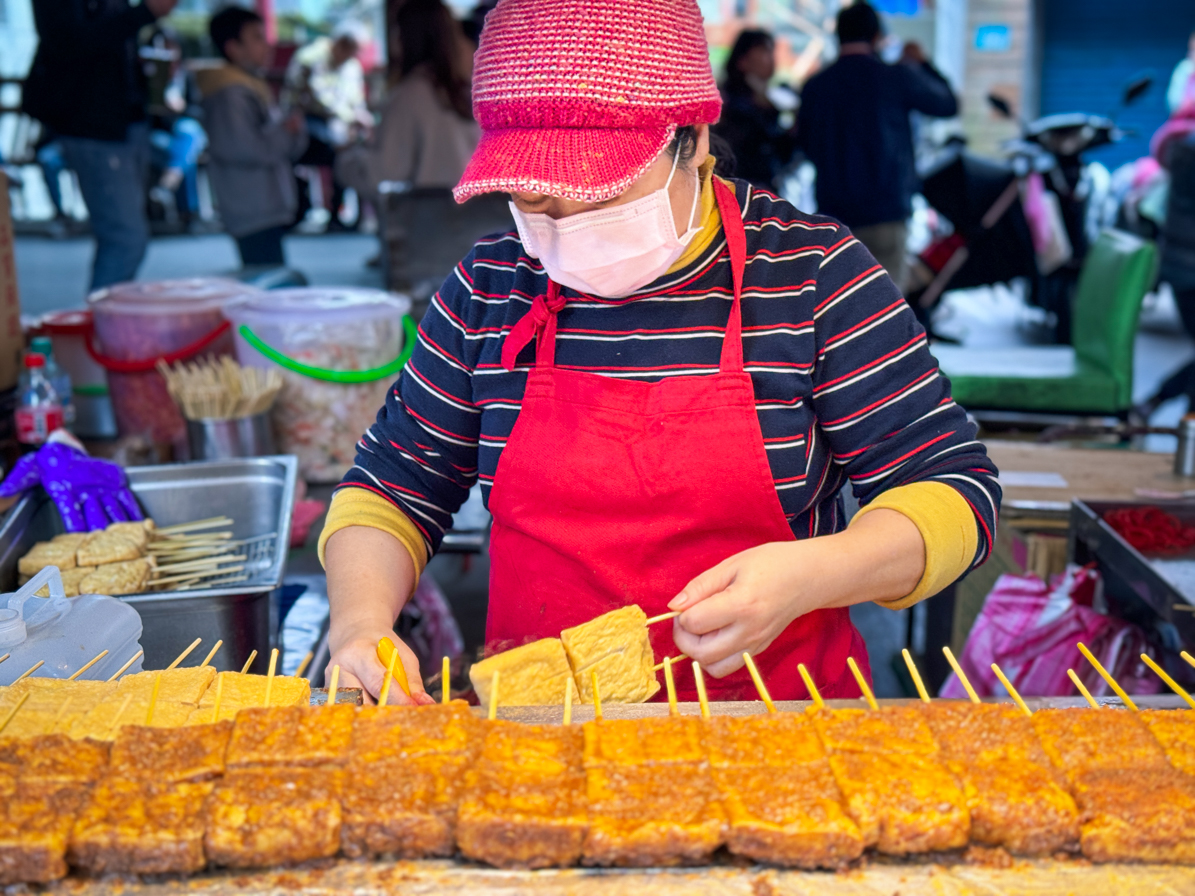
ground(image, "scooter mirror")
xmin=987 ymin=94 xmax=1013 ymax=118
xmin=1123 ymin=74 xmax=1153 ymax=106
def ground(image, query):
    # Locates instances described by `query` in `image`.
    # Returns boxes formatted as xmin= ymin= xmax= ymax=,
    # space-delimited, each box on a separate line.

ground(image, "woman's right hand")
xmin=325 ymin=629 xmax=435 ymax=706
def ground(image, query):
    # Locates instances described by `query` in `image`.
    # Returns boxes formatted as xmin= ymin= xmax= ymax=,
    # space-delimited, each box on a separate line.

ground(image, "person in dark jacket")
xmin=797 ymin=2 xmax=957 ymax=289
xmin=22 ymin=0 xmax=177 ymax=290
xmin=712 ymin=29 xmax=797 ymax=190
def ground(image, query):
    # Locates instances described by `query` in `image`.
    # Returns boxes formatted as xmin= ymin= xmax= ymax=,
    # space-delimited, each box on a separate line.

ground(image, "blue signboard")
xmin=975 ymin=24 xmax=1012 ymax=52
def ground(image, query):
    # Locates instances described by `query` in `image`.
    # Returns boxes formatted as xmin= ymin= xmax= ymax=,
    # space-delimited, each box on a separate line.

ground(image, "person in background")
xmin=1168 ymin=31 xmax=1195 ymax=115
xmin=21 ymin=0 xmax=178 ymax=290
xmin=712 ymin=29 xmax=797 ymax=190
xmin=200 ymin=7 xmax=308 ymax=267
xmin=146 ymin=27 xmax=208 ymax=227
xmin=335 ymin=0 xmax=479 ymax=210
xmin=796 ymin=2 xmax=957 ymax=291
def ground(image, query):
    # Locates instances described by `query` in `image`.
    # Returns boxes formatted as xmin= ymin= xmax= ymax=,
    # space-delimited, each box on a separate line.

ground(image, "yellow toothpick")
xmin=294 ymin=651 xmax=314 ymax=679
xmin=68 ymin=649 xmax=109 ymax=681
xmin=942 ymin=646 xmax=980 ymax=704
xmin=378 ymin=644 xmax=398 ymax=707
xmin=1183 ymin=650 xmax=1195 ymax=671
xmin=692 ymin=662 xmax=710 ymax=720
xmin=240 ymin=650 xmax=258 ymax=675
xmin=442 ymin=656 xmax=451 ymax=704
xmin=645 ymin=611 xmax=680 ymax=625
xmin=1140 ymin=654 xmax=1195 ymax=710
xmin=990 ymin=663 xmax=1032 ymax=716
xmin=797 ymin=662 xmax=823 ymax=709
xmin=664 ymin=656 xmax=679 ymax=717
xmin=0 ymin=653 xmax=8 ymax=665
xmin=200 ymin=640 xmax=224 ymax=667
xmin=327 ymin=664 xmax=340 ymax=705
xmin=902 ymin=648 xmax=931 ymax=703
xmin=653 ymin=655 xmax=687 ymax=672
xmin=743 ymin=652 xmax=776 ymax=713
xmin=1067 ymin=668 xmax=1099 ymax=708
xmin=591 ymin=671 xmax=602 ymax=721
xmin=146 ymin=672 xmax=162 ymax=725
xmin=167 ymin=637 xmax=202 ymax=670
xmin=376 ymin=638 xmax=412 ymax=698
xmin=0 ymin=693 xmax=30 ymax=735
xmin=1077 ymin=642 xmax=1137 ymax=711
xmin=15 ymin=660 xmax=43 ymax=682
xmin=107 ymin=650 xmax=142 ymax=682
xmin=264 ymin=648 xmax=279 ymax=706
xmin=563 ymin=676 xmax=574 ymax=726
xmin=488 ymin=669 xmax=500 ymax=721
xmin=847 ymin=656 xmax=877 ymax=710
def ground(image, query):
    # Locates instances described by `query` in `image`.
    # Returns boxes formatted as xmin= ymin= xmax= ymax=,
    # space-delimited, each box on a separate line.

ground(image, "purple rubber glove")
xmin=0 ymin=443 xmax=143 ymax=532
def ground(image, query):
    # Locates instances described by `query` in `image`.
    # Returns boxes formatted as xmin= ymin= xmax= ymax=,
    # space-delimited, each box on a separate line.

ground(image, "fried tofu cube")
xmin=562 ymin=606 xmax=660 ymax=704
xmin=583 ymin=716 xmax=706 ymax=767
xmin=0 ymin=783 xmax=87 ymax=885
xmin=76 ymin=529 xmax=142 ymax=567
xmin=1032 ymin=708 xmax=1172 ymax=784
xmin=0 ymin=734 xmax=109 ymax=785
xmin=51 ymin=532 xmax=89 ymax=549
xmin=69 ymin=779 xmax=213 ymax=875
xmin=105 ymin=520 xmax=154 ymax=551
xmin=705 ymin=714 xmax=830 ymax=768
xmin=204 ymin=769 xmax=342 ymax=868
xmin=457 ymin=722 xmax=588 ymax=869
xmin=79 ymin=558 xmax=153 ymax=596
xmin=1073 ymin=768 xmax=1195 ymax=864
xmin=10 ymin=678 xmax=113 ymax=711
xmin=226 ymin=704 xmax=355 ymax=769
xmin=469 ymin=638 xmax=577 ymax=708
xmin=115 ymin=667 xmax=216 ymax=706
xmin=109 ymin=721 xmax=232 ymax=783
xmin=348 ymin=702 xmax=481 ymax=764
xmin=34 ymin=565 xmax=96 ymax=597
xmin=1141 ymin=709 xmax=1195 ymax=776
xmin=194 ymin=672 xmax=311 ymax=722
xmin=18 ymin=540 xmax=79 ymax=577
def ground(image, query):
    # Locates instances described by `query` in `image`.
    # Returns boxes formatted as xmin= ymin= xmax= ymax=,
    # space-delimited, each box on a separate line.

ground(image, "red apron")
xmin=487 ymin=178 xmax=869 ymax=701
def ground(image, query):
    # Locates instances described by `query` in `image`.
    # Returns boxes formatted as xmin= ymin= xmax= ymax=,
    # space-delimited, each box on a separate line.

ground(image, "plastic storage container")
xmin=225 ymin=288 xmax=413 ymax=482
xmin=88 ymin=278 xmax=260 ymax=454
xmin=0 ymin=566 xmax=145 ymax=685
xmin=42 ymin=310 xmax=116 ymax=438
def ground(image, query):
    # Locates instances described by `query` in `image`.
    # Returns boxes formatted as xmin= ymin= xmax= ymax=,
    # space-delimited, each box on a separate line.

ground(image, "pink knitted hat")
xmin=453 ymin=0 xmax=721 ymax=204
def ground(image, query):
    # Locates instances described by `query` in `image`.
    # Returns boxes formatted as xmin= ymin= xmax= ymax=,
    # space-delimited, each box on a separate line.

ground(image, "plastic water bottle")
xmin=30 ymin=336 xmax=75 ymax=427
xmin=15 ymin=353 xmax=65 ymax=447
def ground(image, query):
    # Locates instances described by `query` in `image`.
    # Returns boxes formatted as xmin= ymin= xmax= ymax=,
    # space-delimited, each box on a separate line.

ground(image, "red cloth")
xmin=484 ymin=178 xmax=868 ymax=702
xmin=454 ymin=0 xmax=722 ymax=204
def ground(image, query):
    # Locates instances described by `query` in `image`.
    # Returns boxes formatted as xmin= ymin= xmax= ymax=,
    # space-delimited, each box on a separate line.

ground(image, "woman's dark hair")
xmin=837 ymin=2 xmax=882 ymax=44
xmin=395 ymin=0 xmax=472 ymax=120
xmin=210 ymin=6 xmax=263 ymax=60
xmin=668 ymin=125 xmax=737 ymax=178
xmin=722 ymin=29 xmax=774 ymax=94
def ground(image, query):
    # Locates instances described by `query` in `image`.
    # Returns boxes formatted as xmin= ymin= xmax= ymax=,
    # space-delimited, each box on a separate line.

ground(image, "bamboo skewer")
xmin=107 ymin=694 xmax=134 ymax=738
xmin=52 ymin=696 xmax=74 ymax=732
xmin=847 ymin=656 xmax=878 ymax=710
xmin=153 ymin=567 xmax=246 ymax=588
xmin=201 ymin=641 xmax=224 ymax=668
xmin=379 ymin=646 xmax=398 ymax=707
xmin=211 ymin=672 xmax=225 ymax=723
xmin=692 ymin=663 xmax=710 ymax=720
xmin=1077 ymin=642 xmax=1138 ymax=711
xmin=156 ymin=517 xmax=234 ymax=536
xmin=15 ymin=660 xmax=43 ymax=682
xmin=0 ymin=653 xmax=9 ymax=665
xmin=489 ymin=670 xmax=500 ymax=721
xmin=442 ymin=656 xmax=450 ymax=704
xmin=645 ymin=611 xmax=680 ymax=625
xmin=1140 ymin=654 xmax=1195 ymax=709
xmin=295 ymin=651 xmax=314 ymax=680
xmin=68 ymin=649 xmax=108 ymax=680
xmin=166 ymin=638 xmax=202 ymax=670
xmin=653 ymin=655 xmax=686 ymax=672
xmin=563 ymin=676 xmax=574 ymax=726
xmin=591 ymin=671 xmax=602 ymax=721
xmin=108 ymin=650 xmax=143 ymax=682
xmin=1068 ymin=668 xmax=1099 ymax=708
xmin=146 ymin=673 xmax=162 ymax=725
xmin=153 ymin=554 xmax=246 ymax=574
xmin=942 ymin=646 xmax=980 ymax=704
xmin=327 ymin=665 xmax=340 ymax=705
xmin=991 ymin=663 xmax=1032 ymax=716
xmin=902 ymin=648 xmax=931 ymax=703
xmin=743 ymin=652 xmax=775 ymax=713
xmin=240 ymin=650 xmax=258 ymax=675
xmin=798 ymin=662 xmax=824 ymax=710
xmin=0 ymin=693 xmax=29 ymax=735
xmin=264 ymin=649 xmax=279 ymax=706
xmin=664 ymin=656 xmax=679 ymax=717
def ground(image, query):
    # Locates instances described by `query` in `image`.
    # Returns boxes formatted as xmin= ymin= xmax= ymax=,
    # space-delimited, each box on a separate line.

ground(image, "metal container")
xmin=0 ymin=456 xmax=296 ymax=672
xmin=186 ymin=413 xmax=276 ymax=461
xmin=1176 ymin=416 xmax=1195 ymax=477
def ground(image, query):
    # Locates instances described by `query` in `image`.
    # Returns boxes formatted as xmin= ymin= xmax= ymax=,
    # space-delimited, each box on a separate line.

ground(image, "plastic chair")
xmin=930 ymin=229 xmax=1158 ymax=416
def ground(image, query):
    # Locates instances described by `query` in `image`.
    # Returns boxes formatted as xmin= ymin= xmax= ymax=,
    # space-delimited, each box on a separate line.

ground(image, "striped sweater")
xmin=340 ymin=178 xmax=1000 ymax=569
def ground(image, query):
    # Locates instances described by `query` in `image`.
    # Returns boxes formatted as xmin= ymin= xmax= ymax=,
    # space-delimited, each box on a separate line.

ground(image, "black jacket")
xmin=22 ymin=0 xmax=156 ymax=141
xmin=797 ymin=54 xmax=957 ymax=229
xmin=713 ymin=84 xmax=798 ymax=189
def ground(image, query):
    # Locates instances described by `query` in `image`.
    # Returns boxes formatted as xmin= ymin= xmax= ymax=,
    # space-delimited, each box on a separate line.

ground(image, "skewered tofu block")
xmin=922 ymin=703 xmax=1079 ymax=855
xmin=109 ymin=721 xmax=232 ymax=784
xmin=0 ymin=734 xmax=109 ymax=786
xmin=469 ymin=637 xmax=577 ymax=708
xmin=79 ymin=558 xmax=154 ymax=596
xmin=1140 ymin=709 xmax=1195 ymax=776
xmin=1032 ymin=707 xmax=1173 ymax=782
xmin=105 ymin=520 xmax=154 ymax=551
xmin=582 ymin=717 xmax=724 ymax=867
xmin=69 ymin=779 xmax=213 ymax=875
xmin=1071 ymin=768 xmax=1195 ymax=864
xmin=812 ymin=707 xmax=969 ymax=855
xmin=192 ymin=672 xmax=311 ymax=722
xmin=341 ymin=704 xmax=483 ymax=858
xmin=76 ymin=529 xmax=143 ymax=567
xmin=457 ymin=721 xmax=587 ymax=869
xmin=8 ymin=678 xmax=114 ymax=711
xmin=562 ymin=606 xmax=660 ymax=704
xmin=204 ymin=769 xmax=342 ymax=868
xmin=705 ymin=714 xmax=862 ymax=868
xmin=226 ymin=705 xmax=355 ymax=769
xmin=18 ymin=539 xmax=80 ymax=576
xmin=115 ymin=667 xmax=216 ymax=706
xmin=0 ymin=783 xmax=87 ymax=885
xmin=34 ymin=566 xmax=96 ymax=597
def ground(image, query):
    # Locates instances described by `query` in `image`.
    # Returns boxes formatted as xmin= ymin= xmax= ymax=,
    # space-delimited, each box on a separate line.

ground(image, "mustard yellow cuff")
xmin=851 ymin=481 xmax=980 ymax=610
xmin=317 ymin=487 xmax=429 ymax=581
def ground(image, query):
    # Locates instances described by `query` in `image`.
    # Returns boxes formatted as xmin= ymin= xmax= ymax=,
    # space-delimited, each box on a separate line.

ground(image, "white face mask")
xmin=509 ymin=151 xmax=702 ymax=299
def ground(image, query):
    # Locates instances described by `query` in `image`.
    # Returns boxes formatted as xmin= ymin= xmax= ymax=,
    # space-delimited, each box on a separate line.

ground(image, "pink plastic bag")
xmin=941 ymin=565 xmax=1161 ymax=700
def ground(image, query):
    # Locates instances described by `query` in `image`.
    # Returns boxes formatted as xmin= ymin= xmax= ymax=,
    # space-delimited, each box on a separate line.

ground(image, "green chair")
xmin=931 ymin=229 xmax=1158 ymax=416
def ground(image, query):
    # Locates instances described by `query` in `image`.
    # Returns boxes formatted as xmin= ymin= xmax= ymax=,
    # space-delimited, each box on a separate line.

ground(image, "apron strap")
xmin=501 ymin=280 xmax=565 ymax=371
xmin=712 ymin=177 xmax=747 ymax=374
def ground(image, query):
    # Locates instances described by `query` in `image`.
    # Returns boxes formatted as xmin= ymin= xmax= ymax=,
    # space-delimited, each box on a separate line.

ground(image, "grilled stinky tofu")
xmin=704 ymin=715 xmax=863 ymax=868
xmin=226 ymin=704 xmax=355 ymax=769
xmin=18 ymin=539 xmax=79 ymax=577
xmin=1071 ymin=768 xmax=1195 ymax=863
xmin=193 ymin=671 xmax=312 ymax=722
xmin=105 ymin=520 xmax=154 ymax=551
xmin=76 ymin=529 xmax=143 ymax=567
xmin=562 ymin=606 xmax=660 ymax=704
xmin=581 ymin=717 xmax=724 ymax=867
xmin=0 ymin=783 xmax=87 ymax=885
xmin=204 ymin=768 xmax=342 ymax=868
xmin=922 ymin=702 xmax=1079 ymax=855
xmin=79 ymin=558 xmax=153 ymax=596
xmin=469 ymin=637 xmax=578 ymax=708
xmin=341 ymin=703 xmax=483 ymax=858
xmin=1140 ymin=709 xmax=1195 ymax=776
xmin=0 ymin=734 xmax=109 ymax=786
xmin=69 ymin=779 xmax=213 ymax=875
xmin=109 ymin=721 xmax=232 ymax=784
xmin=811 ymin=707 xmax=969 ymax=855
xmin=1032 ymin=708 xmax=1173 ymax=784
xmin=456 ymin=721 xmax=587 ymax=869
xmin=34 ymin=565 xmax=96 ymax=597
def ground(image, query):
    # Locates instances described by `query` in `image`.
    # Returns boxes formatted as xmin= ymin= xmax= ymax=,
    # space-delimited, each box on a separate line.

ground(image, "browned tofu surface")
xmin=0 ymin=734 xmax=109 ymax=785
xmin=583 ymin=715 xmax=705 ymax=767
xmin=1141 ymin=709 xmax=1195 ymax=777
xmin=1032 ymin=708 xmax=1172 ymax=784
xmin=69 ymin=778 xmax=213 ymax=875
xmin=226 ymin=705 xmax=355 ymax=769
xmin=348 ymin=701 xmax=481 ymax=764
xmin=457 ymin=722 xmax=587 ymax=869
xmin=1073 ymin=768 xmax=1195 ymax=864
xmin=813 ymin=705 xmax=939 ymax=756
xmin=704 ymin=713 xmax=828 ymax=768
xmin=108 ymin=721 xmax=232 ymax=784
xmin=204 ymin=769 xmax=342 ymax=868
xmin=0 ymin=783 xmax=87 ymax=885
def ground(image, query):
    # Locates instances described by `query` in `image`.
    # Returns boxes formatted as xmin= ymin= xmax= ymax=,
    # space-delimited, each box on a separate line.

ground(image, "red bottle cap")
xmin=24 ymin=353 xmax=45 ymax=368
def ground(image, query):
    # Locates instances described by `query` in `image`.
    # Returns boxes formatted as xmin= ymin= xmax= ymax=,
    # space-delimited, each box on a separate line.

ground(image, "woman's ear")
xmin=692 ymin=123 xmax=711 ymax=169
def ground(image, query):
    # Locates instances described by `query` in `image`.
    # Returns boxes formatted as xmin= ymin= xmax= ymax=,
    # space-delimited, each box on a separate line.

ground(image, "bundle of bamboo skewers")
xmin=157 ymin=356 xmax=282 ymax=421
xmin=147 ymin=516 xmax=265 ymax=592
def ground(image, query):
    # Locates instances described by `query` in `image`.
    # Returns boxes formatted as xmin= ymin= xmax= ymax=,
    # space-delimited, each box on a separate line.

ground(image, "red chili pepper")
xmin=1103 ymin=506 xmax=1195 ymax=554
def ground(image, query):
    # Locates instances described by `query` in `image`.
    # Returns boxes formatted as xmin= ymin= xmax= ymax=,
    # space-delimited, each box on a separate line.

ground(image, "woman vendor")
xmin=319 ymin=0 xmax=1000 ymax=704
